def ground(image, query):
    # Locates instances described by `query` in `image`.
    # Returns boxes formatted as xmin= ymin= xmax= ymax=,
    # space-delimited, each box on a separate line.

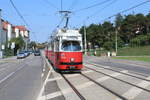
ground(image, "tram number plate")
xmin=70 ymin=66 xmax=75 ymax=69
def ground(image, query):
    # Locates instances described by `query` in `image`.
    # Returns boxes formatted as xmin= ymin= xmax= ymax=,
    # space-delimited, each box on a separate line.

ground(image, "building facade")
xmin=0 ymin=19 xmax=30 ymax=50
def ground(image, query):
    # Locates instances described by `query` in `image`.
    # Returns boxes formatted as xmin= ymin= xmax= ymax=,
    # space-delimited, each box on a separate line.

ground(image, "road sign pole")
xmin=84 ymin=22 xmax=87 ymax=55
xmin=0 ymin=9 xmax=2 ymax=51
xmin=0 ymin=9 xmax=3 ymax=58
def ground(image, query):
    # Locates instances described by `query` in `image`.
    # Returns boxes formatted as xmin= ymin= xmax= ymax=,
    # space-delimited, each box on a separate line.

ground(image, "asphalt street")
xmin=0 ymin=55 xmax=44 ymax=100
xmin=40 ymin=55 xmax=150 ymax=100
xmin=84 ymin=56 xmax=150 ymax=76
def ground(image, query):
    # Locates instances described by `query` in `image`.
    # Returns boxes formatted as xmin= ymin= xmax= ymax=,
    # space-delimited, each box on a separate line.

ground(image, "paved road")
xmin=84 ymin=56 xmax=150 ymax=76
xmin=0 ymin=55 xmax=44 ymax=100
xmin=40 ymin=55 xmax=150 ymax=100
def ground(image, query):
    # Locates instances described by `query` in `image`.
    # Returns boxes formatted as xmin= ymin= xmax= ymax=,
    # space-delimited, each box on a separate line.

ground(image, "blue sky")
xmin=0 ymin=0 xmax=150 ymax=42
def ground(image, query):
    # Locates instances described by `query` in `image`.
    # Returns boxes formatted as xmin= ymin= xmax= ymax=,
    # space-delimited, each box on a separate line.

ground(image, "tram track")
xmin=86 ymin=61 xmax=149 ymax=77
xmin=80 ymin=73 xmax=127 ymax=100
xmin=61 ymin=74 xmax=86 ymax=100
xmin=60 ymin=70 xmax=128 ymax=100
xmin=86 ymin=62 xmax=150 ymax=82
xmin=84 ymin=65 xmax=150 ymax=93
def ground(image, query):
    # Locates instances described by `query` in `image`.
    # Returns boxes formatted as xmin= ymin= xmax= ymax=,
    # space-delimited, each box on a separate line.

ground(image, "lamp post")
xmin=84 ymin=24 xmax=87 ymax=55
xmin=83 ymin=17 xmax=89 ymax=55
xmin=0 ymin=9 xmax=2 ymax=51
xmin=115 ymin=27 xmax=120 ymax=55
xmin=115 ymin=29 xmax=118 ymax=54
xmin=0 ymin=9 xmax=3 ymax=58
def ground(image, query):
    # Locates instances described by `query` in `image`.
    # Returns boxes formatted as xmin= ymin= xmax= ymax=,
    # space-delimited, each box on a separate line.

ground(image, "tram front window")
xmin=61 ymin=41 xmax=81 ymax=51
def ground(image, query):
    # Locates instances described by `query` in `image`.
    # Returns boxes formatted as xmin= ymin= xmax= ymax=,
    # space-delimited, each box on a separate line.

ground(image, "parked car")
xmin=20 ymin=51 xmax=30 ymax=57
xmin=17 ymin=53 xmax=26 ymax=59
xmin=27 ymin=50 xmax=33 ymax=54
xmin=34 ymin=51 xmax=40 ymax=56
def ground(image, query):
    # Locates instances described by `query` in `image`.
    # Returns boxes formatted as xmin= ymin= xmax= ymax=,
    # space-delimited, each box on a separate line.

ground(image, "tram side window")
xmin=61 ymin=41 xmax=81 ymax=51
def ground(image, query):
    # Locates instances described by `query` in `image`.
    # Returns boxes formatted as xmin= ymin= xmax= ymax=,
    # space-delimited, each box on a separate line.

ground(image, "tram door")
xmin=54 ymin=38 xmax=60 ymax=67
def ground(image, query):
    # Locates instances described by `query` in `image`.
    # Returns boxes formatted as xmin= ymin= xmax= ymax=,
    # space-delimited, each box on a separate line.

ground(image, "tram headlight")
xmin=70 ymin=58 xmax=75 ymax=62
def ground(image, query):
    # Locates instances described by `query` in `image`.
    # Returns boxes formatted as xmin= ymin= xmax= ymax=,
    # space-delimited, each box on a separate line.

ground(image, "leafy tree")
xmin=115 ymin=13 xmax=124 ymax=28
xmin=146 ymin=13 xmax=150 ymax=33
xmin=79 ymin=12 xmax=150 ymax=51
xmin=29 ymin=41 xmax=37 ymax=50
xmin=10 ymin=36 xmax=25 ymax=55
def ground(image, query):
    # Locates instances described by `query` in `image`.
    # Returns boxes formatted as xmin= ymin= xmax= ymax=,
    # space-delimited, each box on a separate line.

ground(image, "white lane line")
xmin=122 ymin=76 xmax=150 ymax=99
xmin=0 ymin=72 xmax=15 ymax=84
xmin=43 ymin=70 xmax=127 ymax=100
xmin=47 ymin=70 xmax=93 ymax=82
xmin=37 ymin=60 xmax=52 ymax=100
xmin=39 ymin=91 xmax=62 ymax=100
xmin=0 ymin=65 xmax=25 ymax=84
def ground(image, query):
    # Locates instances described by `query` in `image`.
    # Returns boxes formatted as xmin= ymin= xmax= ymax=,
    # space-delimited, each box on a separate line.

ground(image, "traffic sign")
xmin=11 ymin=42 xmax=15 ymax=49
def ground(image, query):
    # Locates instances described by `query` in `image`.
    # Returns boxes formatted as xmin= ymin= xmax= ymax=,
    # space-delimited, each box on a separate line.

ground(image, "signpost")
xmin=0 ymin=9 xmax=2 ymax=58
xmin=11 ymin=42 xmax=15 ymax=56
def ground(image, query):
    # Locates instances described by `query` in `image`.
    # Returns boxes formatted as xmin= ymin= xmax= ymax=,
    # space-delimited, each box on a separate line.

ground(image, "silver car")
xmin=17 ymin=53 xmax=26 ymax=59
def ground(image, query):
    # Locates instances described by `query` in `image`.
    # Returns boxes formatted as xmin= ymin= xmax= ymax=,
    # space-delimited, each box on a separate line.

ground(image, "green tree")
xmin=10 ymin=36 xmax=25 ymax=55
xmin=115 ymin=13 xmax=124 ymax=28
xmin=29 ymin=41 xmax=37 ymax=50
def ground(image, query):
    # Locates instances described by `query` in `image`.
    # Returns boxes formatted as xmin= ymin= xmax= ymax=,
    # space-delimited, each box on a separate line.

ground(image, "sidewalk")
xmin=0 ymin=56 xmax=16 ymax=62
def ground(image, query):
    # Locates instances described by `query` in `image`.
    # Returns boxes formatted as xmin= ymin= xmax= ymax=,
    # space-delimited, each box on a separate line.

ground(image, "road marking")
xmin=37 ymin=59 xmax=52 ymax=100
xmin=0 ymin=65 xmax=25 ymax=84
xmin=47 ymin=70 xmax=93 ymax=82
xmin=0 ymin=72 xmax=15 ymax=84
xmin=122 ymin=76 xmax=150 ymax=99
xmin=39 ymin=91 xmax=62 ymax=100
xmin=42 ymin=70 xmax=127 ymax=100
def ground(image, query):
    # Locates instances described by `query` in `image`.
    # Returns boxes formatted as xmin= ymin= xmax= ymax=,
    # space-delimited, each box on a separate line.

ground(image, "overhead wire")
xmin=68 ymin=0 xmax=80 ymax=11
xmin=61 ymin=0 xmax=63 ymax=11
xmin=9 ymin=0 xmax=38 ymax=41
xmin=85 ymin=0 xmax=117 ymax=21
xmin=42 ymin=0 xmax=59 ymax=10
xmin=10 ymin=0 xmax=29 ymax=27
xmin=100 ymin=0 xmax=150 ymax=22
xmin=73 ymin=0 xmax=112 ymax=12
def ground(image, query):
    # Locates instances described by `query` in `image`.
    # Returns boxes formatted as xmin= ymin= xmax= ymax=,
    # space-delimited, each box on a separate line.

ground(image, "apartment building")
xmin=0 ymin=19 xmax=30 ymax=50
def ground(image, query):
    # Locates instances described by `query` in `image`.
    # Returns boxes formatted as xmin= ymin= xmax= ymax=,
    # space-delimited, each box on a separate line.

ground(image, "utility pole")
xmin=84 ymin=22 xmax=87 ymax=55
xmin=116 ymin=29 xmax=118 ymax=55
xmin=0 ymin=9 xmax=3 ymax=58
xmin=115 ymin=28 xmax=118 ymax=55
xmin=0 ymin=9 xmax=2 ymax=51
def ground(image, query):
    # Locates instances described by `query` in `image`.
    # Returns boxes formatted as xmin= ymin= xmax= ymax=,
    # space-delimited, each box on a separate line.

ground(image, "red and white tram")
xmin=45 ymin=29 xmax=83 ymax=71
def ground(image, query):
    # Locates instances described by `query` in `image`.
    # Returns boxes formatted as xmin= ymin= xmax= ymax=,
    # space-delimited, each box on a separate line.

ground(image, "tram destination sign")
xmin=65 ymin=36 xmax=78 ymax=40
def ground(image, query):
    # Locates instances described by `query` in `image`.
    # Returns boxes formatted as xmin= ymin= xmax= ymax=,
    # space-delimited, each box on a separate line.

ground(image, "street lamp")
xmin=0 ymin=9 xmax=3 ymax=58
xmin=83 ymin=17 xmax=89 ymax=55
xmin=115 ymin=27 xmax=120 ymax=55
xmin=0 ymin=9 xmax=2 ymax=51
xmin=84 ymin=24 xmax=87 ymax=55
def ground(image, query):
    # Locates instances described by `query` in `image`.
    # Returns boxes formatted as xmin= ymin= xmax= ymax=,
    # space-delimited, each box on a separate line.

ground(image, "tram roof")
xmin=54 ymin=29 xmax=81 ymax=37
